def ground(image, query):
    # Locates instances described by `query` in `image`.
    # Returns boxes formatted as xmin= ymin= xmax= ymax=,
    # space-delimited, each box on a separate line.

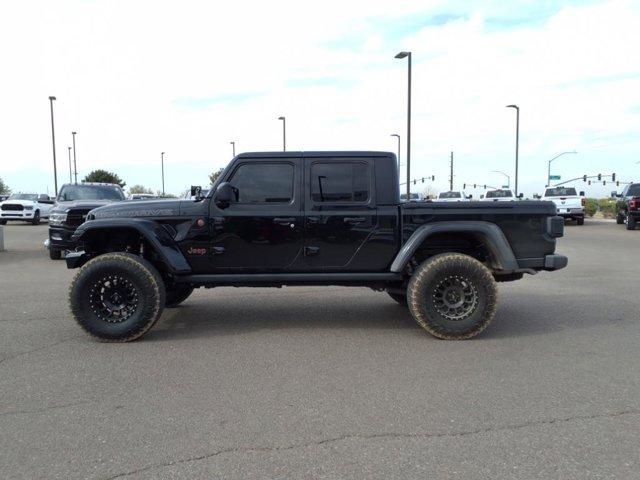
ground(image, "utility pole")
xmin=71 ymin=131 xmax=78 ymax=184
xmin=49 ymin=96 xmax=58 ymax=196
xmin=449 ymin=151 xmax=454 ymax=191
xmin=67 ymin=147 xmax=73 ymax=183
xmin=161 ymin=152 xmax=165 ymax=197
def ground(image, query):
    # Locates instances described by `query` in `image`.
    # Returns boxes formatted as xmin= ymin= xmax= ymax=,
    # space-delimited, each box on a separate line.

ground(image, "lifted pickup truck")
xmin=65 ymin=151 xmax=567 ymax=342
xmin=541 ymin=187 xmax=585 ymax=225
xmin=613 ymin=183 xmax=640 ymax=230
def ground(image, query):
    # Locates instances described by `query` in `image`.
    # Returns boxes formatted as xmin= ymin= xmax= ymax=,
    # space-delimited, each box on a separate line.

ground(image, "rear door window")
xmin=310 ymin=162 xmax=370 ymax=203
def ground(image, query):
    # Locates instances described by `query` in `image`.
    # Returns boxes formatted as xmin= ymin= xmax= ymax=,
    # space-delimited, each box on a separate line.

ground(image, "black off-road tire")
xmin=626 ymin=214 xmax=637 ymax=230
xmin=165 ymin=285 xmax=194 ymax=308
xmin=616 ymin=214 xmax=624 ymax=225
xmin=387 ymin=290 xmax=407 ymax=305
xmin=69 ymin=253 xmax=166 ymax=342
xmin=31 ymin=210 xmax=40 ymax=225
xmin=576 ymin=217 xmax=584 ymax=225
xmin=49 ymin=248 xmax=62 ymax=260
xmin=407 ymin=253 xmax=498 ymax=340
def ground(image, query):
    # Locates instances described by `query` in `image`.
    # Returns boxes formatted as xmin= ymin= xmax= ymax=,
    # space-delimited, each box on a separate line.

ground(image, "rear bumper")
xmin=517 ymin=254 xmax=568 ymax=271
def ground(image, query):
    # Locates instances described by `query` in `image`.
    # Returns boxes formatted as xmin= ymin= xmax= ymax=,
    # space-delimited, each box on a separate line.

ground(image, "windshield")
xmin=9 ymin=193 xmax=38 ymax=201
xmin=58 ymin=185 xmax=125 ymax=201
xmin=545 ymin=187 xmax=577 ymax=197
xmin=486 ymin=190 xmax=513 ymax=198
xmin=400 ymin=193 xmax=420 ymax=200
xmin=439 ymin=191 xmax=461 ymax=199
xmin=628 ymin=185 xmax=640 ymax=196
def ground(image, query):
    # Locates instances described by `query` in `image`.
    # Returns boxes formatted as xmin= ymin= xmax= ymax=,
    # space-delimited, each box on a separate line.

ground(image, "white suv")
xmin=0 ymin=193 xmax=54 ymax=225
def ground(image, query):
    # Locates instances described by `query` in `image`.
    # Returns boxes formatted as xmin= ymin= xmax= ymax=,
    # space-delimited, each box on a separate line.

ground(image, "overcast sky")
xmin=1 ymin=0 xmax=639 ymax=197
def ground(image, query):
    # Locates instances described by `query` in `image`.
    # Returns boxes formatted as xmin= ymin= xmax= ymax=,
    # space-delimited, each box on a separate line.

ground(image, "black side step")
xmin=175 ymin=272 xmax=402 ymax=286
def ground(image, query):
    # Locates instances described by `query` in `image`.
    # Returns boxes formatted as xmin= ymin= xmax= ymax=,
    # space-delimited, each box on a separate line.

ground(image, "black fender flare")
xmin=390 ymin=221 xmax=519 ymax=273
xmin=72 ymin=219 xmax=191 ymax=274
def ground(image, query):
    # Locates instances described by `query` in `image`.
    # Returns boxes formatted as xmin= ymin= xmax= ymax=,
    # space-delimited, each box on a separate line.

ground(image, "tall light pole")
xmin=67 ymin=147 xmax=73 ymax=183
xmin=449 ymin=152 xmax=454 ymax=191
xmin=161 ymin=152 xmax=165 ymax=197
xmin=506 ymin=105 xmax=519 ymax=196
xmin=230 ymin=141 xmax=236 ymax=157
xmin=278 ymin=116 xmax=286 ymax=151
xmin=547 ymin=151 xmax=577 ymax=186
xmin=491 ymin=170 xmax=511 ymax=188
xmin=71 ymin=131 xmax=78 ymax=184
xmin=49 ymin=96 xmax=58 ymax=197
xmin=390 ymin=134 xmax=400 ymax=172
xmin=395 ymin=51 xmax=411 ymax=198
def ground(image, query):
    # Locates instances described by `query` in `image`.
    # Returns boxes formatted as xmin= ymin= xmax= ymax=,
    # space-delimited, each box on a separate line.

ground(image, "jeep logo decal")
xmin=187 ymin=246 xmax=208 ymax=256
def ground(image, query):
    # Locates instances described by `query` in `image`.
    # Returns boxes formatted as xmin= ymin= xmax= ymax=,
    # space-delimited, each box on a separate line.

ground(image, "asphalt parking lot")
xmin=1 ymin=220 xmax=638 ymax=480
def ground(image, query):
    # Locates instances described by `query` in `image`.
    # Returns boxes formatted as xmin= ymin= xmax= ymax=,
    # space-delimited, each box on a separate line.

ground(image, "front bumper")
xmin=48 ymin=226 xmax=78 ymax=250
xmin=65 ymin=250 xmax=91 ymax=269
xmin=1 ymin=211 xmax=36 ymax=220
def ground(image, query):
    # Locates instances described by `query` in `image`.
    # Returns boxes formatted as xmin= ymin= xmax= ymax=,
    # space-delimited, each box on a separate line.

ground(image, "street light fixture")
xmin=48 ymin=96 xmax=58 ymax=196
xmin=506 ymin=105 xmax=519 ymax=196
xmin=547 ymin=151 xmax=577 ymax=186
xmin=161 ymin=152 xmax=165 ymax=197
xmin=390 ymin=134 xmax=400 ymax=172
xmin=491 ymin=170 xmax=511 ymax=188
xmin=395 ymin=51 xmax=412 ymax=198
xmin=230 ymin=141 xmax=236 ymax=157
xmin=71 ymin=131 xmax=78 ymax=184
xmin=278 ymin=116 xmax=286 ymax=151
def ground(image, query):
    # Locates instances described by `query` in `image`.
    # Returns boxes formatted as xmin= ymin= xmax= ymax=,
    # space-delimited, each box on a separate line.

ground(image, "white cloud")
xmin=0 ymin=0 xmax=638 ymax=197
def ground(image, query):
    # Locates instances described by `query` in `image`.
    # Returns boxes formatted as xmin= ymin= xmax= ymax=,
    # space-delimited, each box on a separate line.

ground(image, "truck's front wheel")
xmin=407 ymin=253 xmax=497 ymax=340
xmin=69 ymin=253 xmax=166 ymax=342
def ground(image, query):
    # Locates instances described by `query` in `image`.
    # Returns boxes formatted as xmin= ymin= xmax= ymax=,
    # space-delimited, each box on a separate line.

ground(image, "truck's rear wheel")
xmin=576 ymin=217 xmax=584 ymax=225
xmin=165 ymin=285 xmax=194 ymax=308
xmin=626 ymin=214 xmax=637 ymax=230
xmin=31 ymin=210 xmax=40 ymax=225
xmin=407 ymin=253 xmax=497 ymax=340
xmin=69 ymin=253 xmax=166 ymax=342
xmin=616 ymin=214 xmax=624 ymax=225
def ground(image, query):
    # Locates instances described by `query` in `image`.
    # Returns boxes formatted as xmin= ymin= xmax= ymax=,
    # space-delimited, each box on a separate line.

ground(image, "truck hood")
xmin=53 ymin=199 xmax=118 ymax=212
xmin=89 ymin=198 xmax=183 ymax=219
xmin=1 ymin=199 xmax=36 ymax=207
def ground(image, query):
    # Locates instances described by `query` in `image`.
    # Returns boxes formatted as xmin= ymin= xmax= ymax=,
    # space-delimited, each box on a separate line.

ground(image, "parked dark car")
xmin=46 ymin=183 xmax=126 ymax=259
xmin=64 ymin=151 xmax=567 ymax=342
xmin=613 ymin=183 xmax=640 ymax=230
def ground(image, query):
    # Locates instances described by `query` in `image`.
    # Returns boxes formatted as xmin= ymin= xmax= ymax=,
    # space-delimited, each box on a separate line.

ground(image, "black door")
xmin=209 ymin=158 xmax=303 ymax=271
xmin=303 ymin=158 xmax=377 ymax=270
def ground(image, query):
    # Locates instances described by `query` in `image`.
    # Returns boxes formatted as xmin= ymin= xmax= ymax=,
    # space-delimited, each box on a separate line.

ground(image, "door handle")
xmin=343 ymin=216 xmax=366 ymax=224
xmin=273 ymin=217 xmax=296 ymax=225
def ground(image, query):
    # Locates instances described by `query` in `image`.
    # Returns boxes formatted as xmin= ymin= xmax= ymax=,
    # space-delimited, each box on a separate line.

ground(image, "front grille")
xmin=66 ymin=210 xmax=91 ymax=228
xmin=1 ymin=203 xmax=24 ymax=211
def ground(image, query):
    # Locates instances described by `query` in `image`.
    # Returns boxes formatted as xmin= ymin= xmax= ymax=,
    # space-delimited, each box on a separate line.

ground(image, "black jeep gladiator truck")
xmin=65 ymin=151 xmax=567 ymax=342
xmin=46 ymin=182 xmax=126 ymax=259
xmin=613 ymin=183 xmax=640 ymax=230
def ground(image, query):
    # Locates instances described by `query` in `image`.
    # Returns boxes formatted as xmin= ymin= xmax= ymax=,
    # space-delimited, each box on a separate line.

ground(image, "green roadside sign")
xmin=549 ymin=175 xmax=561 ymax=180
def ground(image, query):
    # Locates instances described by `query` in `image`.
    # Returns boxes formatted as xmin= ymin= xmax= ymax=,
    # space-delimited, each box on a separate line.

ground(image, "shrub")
xmin=584 ymin=198 xmax=598 ymax=217
xmin=597 ymin=198 xmax=617 ymax=218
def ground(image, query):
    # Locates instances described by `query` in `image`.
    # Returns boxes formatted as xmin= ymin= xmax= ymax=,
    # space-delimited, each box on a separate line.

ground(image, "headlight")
xmin=49 ymin=212 xmax=67 ymax=226
xmin=24 ymin=205 xmax=33 ymax=210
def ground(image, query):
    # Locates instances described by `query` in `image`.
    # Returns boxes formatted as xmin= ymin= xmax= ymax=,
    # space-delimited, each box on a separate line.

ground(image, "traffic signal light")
xmin=597 ymin=173 xmax=602 ymax=181
xmin=588 ymin=181 xmax=591 ymax=185
xmin=474 ymin=184 xmax=477 ymax=188
xmin=616 ymin=181 xmax=620 ymax=186
xmin=612 ymin=173 xmax=616 ymax=182
xmin=421 ymin=177 xmax=425 ymax=183
xmin=431 ymin=176 xmax=435 ymax=181
xmin=463 ymin=183 xmax=466 ymax=188
xmin=583 ymin=175 xmax=587 ymax=182
xmin=483 ymin=184 xmax=486 ymax=189
xmin=603 ymin=180 xmax=606 ymax=186
xmin=413 ymin=179 xmax=416 ymax=185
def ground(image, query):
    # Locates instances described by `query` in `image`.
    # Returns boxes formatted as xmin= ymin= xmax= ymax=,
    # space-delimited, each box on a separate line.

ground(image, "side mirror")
xmin=610 ymin=191 xmax=617 ymax=198
xmin=214 ymin=182 xmax=238 ymax=208
xmin=190 ymin=185 xmax=203 ymax=200
xmin=518 ymin=193 xmax=524 ymax=199
xmin=480 ymin=194 xmax=485 ymax=199
xmin=467 ymin=194 xmax=473 ymax=200
xmin=579 ymin=191 xmax=585 ymax=197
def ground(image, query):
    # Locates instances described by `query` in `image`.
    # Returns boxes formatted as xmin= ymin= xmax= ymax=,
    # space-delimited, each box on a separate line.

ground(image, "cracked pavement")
xmin=1 ymin=221 xmax=639 ymax=479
